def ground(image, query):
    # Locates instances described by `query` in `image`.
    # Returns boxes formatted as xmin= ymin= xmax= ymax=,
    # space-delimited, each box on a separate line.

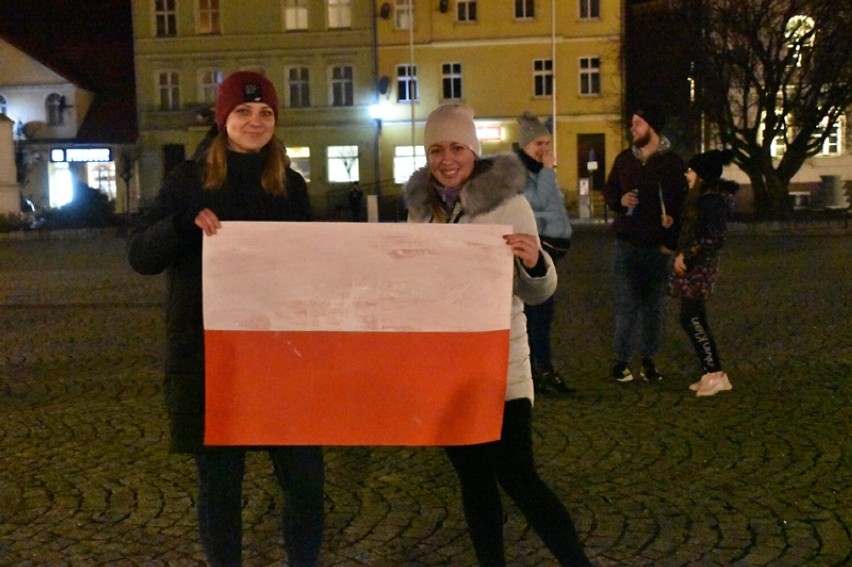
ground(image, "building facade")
xmin=132 ymin=0 xmax=624 ymax=219
xmin=373 ymin=0 xmax=624 ymax=218
xmin=132 ymin=0 xmax=380 ymax=217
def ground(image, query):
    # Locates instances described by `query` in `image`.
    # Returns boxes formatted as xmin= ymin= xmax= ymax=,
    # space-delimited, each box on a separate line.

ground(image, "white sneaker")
xmin=696 ymin=371 xmax=732 ymax=397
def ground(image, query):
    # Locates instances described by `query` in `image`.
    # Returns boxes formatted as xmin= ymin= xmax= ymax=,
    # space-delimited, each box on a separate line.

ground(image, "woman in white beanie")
xmin=404 ymin=103 xmax=591 ymax=566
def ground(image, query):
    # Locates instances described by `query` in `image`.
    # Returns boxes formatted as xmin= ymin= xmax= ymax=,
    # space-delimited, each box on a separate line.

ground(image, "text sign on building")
xmin=50 ymin=148 xmax=112 ymax=163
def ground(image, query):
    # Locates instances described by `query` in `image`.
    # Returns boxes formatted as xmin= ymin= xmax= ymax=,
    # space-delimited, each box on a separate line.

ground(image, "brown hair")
xmin=202 ymin=129 xmax=291 ymax=195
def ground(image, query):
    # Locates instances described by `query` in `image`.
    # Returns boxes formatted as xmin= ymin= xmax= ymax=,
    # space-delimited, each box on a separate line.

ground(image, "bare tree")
xmin=681 ymin=0 xmax=852 ymax=218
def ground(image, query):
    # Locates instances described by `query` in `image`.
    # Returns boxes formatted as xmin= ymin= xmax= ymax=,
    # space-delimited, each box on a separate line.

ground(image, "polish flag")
xmin=202 ymin=222 xmax=514 ymax=446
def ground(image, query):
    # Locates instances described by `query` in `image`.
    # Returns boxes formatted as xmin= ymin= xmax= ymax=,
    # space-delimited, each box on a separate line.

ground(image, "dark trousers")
xmin=525 ymin=294 xmax=556 ymax=373
xmin=195 ymin=446 xmax=324 ymax=567
xmin=680 ymin=297 xmax=722 ymax=373
xmin=445 ymin=399 xmax=590 ymax=566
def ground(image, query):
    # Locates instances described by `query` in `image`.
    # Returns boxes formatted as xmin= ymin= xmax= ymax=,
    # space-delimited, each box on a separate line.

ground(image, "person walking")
xmin=127 ymin=71 xmax=324 ymax=567
xmin=669 ymin=149 xmax=738 ymax=396
xmin=603 ymin=104 xmax=687 ymax=384
xmin=404 ymin=103 xmax=591 ymax=567
xmin=515 ymin=112 xmax=574 ymax=395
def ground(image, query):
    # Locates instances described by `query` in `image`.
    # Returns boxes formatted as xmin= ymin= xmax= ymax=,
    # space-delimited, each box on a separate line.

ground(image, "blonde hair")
xmin=202 ymin=129 xmax=291 ymax=195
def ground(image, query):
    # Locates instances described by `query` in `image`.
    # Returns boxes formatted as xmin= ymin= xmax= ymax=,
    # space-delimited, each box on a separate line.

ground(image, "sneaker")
xmin=696 ymin=371 xmax=732 ymax=397
xmin=611 ymin=362 xmax=634 ymax=382
xmin=540 ymin=370 xmax=576 ymax=394
xmin=640 ymin=359 xmax=662 ymax=382
xmin=690 ymin=371 xmax=713 ymax=391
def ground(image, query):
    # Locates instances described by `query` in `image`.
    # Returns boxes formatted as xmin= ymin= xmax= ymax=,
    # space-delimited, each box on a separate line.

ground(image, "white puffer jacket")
xmin=404 ymin=153 xmax=557 ymax=402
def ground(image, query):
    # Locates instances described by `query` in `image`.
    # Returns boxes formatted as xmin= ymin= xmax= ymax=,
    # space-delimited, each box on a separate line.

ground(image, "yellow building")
xmin=373 ymin=0 xmax=624 ymax=217
xmin=132 ymin=0 xmax=624 ymax=219
xmin=132 ymin=0 xmax=380 ymax=217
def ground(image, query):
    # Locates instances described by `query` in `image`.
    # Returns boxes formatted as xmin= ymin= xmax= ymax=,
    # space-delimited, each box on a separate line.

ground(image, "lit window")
xmin=327 ymin=145 xmax=360 ymax=183
xmin=579 ymin=56 xmax=601 ymax=95
xmin=158 ymin=71 xmax=181 ymax=111
xmin=88 ymin=163 xmax=117 ymax=201
xmin=331 ymin=66 xmax=354 ymax=107
xmin=818 ymin=117 xmax=844 ymax=156
xmin=46 ymin=93 xmax=64 ymax=126
xmin=397 ymin=64 xmax=418 ymax=102
xmin=288 ymin=67 xmax=310 ymax=108
xmin=458 ymin=0 xmax=477 ymax=22
xmin=199 ymin=69 xmax=223 ymax=104
xmin=533 ymin=59 xmax=553 ymax=97
xmin=785 ymin=15 xmax=815 ymax=67
xmin=393 ymin=146 xmax=426 ymax=184
xmin=198 ymin=0 xmax=220 ymax=34
xmin=515 ymin=0 xmax=534 ymax=19
xmin=394 ymin=0 xmax=413 ymax=30
xmin=155 ymin=0 xmax=177 ymax=37
xmin=284 ymin=0 xmax=309 ymax=30
xmin=442 ymin=63 xmax=463 ymax=100
xmin=328 ymin=0 xmax=351 ymax=29
xmin=580 ymin=0 xmax=600 ymax=20
xmin=288 ymin=146 xmax=311 ymax=183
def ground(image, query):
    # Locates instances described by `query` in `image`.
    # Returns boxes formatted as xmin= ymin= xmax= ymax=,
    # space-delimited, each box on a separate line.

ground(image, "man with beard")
xmin=603 ymin=104 xmax=687 ymax=384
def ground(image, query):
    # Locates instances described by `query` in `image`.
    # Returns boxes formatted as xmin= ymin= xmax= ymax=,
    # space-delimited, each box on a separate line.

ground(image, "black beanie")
xmin=633 ymin=104 xmax=666 ymax=134
xmin=688 ymin=149 xmax=735 ymax=183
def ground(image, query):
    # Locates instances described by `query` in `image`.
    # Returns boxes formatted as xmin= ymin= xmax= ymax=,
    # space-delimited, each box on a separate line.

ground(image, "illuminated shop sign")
xmin=50 ymin=148 xmax=112 ymax=162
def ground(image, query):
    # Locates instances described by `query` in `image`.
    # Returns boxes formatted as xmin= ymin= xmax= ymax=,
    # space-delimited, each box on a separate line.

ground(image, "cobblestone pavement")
xmin=0 ymin=225 xmax=849 ymax=566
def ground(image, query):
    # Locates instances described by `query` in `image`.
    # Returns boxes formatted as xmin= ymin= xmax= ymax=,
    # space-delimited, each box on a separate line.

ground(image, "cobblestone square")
xmin=0 ymin=225 xmax=849 ymax=566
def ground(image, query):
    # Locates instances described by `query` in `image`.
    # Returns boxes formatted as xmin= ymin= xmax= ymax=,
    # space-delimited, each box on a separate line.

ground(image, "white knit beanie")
xmin=423 ymin=103 xmax=481 ymax=156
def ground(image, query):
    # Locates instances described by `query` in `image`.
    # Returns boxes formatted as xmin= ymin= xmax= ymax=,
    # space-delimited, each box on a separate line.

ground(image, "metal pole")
xmin=551 ymin=0 xmax=557 ymax=160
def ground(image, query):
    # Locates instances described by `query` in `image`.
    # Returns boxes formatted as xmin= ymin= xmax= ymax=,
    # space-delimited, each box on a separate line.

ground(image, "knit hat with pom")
xmin=517 ymin=111 xmax=551 ymax=147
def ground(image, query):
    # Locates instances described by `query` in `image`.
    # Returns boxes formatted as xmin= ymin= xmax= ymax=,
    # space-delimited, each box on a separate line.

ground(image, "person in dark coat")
xmin=127 ymin=71 xmax=323 ymax=567
xmin=669 ymin=148 xmax=738 ymax=396
xmin=603 ymin=104 xmax=687 ymax=384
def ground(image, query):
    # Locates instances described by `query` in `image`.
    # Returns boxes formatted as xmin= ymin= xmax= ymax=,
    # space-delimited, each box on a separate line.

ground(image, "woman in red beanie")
xmin=127 ymin=71 xmax=323 ymax=566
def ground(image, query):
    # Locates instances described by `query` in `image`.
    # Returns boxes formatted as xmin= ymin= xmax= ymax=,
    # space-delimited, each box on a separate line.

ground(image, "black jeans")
xmin=445 ymin=399 xmax=590 ymax=566
xmin=195 ymin=446 xmax=324 ymax=567
xmin=525 ymin=294 xmax=556 ymax=373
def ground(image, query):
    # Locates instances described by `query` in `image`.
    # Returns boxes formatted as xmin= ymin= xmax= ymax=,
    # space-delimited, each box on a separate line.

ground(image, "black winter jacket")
xmin=127 ymin=150 xmax=312 ymax=453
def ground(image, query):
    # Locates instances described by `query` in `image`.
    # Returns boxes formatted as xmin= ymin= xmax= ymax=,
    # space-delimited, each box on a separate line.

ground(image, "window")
xmin=155 ymin=0 xmax=177 ymax=37
xmin=785 ymin=15 xmax=815 ymax=67
xmin=284 ymin=0 xmax=309 ymax=30
xmin=515 ymin=0 xmax=534 ymax=19
xmin=199 ymin=69 xmax=223 ymax=104
xmin=288 ymin=67 xmax=310 ymax=108
xmin=0 ymin=94 xmax=6 ymax=115
xmin=397 ymin=64 xmax=418 ymax=102
xmin=330 ymin=65 xmax=354 ymax=107
xmin=327 ymin=145 xmax=359 ymax=183
xmin=393 ymin=146 xmax=426 ymax=184
xmin=198 ymin=0 xmax=220 ymax=34
xmin=288 ymin=146 xmax=311 ymax=182
xmin=442 ymin=63 xmax=463 ymax=100
xmin=394 ymin=0 xmax=413 ymax=30
xmin=533 ymin=59 xmax=553 ymax=97
xmin=88 ymin=163 xmax=117 ymax=201
xmin=818 ymin=117 xmax=843 ymax=156
xmin=579 ymin=56 xmax=601 ymax=95
xmin=158 ymin=71 xmax=181 ymax=111
xmin=328 ymin=0 xmax=351 ymax=29
xmin=46 ymin=93 xmax=64 ymax=126
xmin=579 ymin=0 xmax=600 ymax=19
xmin=457 ymin=0 xmax=477 ymax=22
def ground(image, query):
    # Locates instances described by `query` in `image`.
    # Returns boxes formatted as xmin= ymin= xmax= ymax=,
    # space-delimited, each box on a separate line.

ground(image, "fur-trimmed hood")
xmin=404 ymin=153 xmax=527 ymax=219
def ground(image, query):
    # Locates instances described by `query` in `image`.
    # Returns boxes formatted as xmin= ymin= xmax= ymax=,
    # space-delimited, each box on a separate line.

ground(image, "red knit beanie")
xmin=215 ymin=71 xmax=279 ymax=129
